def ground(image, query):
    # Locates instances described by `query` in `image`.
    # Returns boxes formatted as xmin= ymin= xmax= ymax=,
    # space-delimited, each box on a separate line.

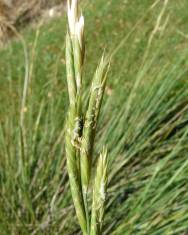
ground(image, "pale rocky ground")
xmin=0 ymin=0 xmax=66 ymax=46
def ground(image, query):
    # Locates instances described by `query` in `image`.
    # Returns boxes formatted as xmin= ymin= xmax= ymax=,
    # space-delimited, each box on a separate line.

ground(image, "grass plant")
xmin=65 ymin=1 xmax=109 ymax=234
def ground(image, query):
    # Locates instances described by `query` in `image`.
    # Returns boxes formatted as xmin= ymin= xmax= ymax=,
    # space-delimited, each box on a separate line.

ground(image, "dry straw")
xmin=65 ymin=0 xmax=110 ymax=234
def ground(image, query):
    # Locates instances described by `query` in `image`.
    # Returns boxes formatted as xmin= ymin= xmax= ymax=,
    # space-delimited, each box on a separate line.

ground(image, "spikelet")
xmin=80 ymin=55 xmax=109 ymax=193
xmin=90 ymin=148 xmax=108 ymax=235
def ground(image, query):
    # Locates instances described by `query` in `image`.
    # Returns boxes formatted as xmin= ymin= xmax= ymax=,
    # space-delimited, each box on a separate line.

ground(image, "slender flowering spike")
xmin=90 ymin=148 xmax=108 ymax=235
xmin=80 ymin=55 xmax=110 ymax=192
xmin=80 ymin=56 xmax=109 ymax=235
xmin=67 ymin=0 xmax=78 ymax=35
xmin=65 ymin=1 xmax=109 ymax=234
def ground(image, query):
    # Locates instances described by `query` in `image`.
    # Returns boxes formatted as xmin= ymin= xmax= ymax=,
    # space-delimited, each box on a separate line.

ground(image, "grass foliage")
xmin=0 ymin=0 xmax=188 ymax=234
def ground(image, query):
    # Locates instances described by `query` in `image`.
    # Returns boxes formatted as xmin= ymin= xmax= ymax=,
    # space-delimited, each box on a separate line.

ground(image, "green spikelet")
xmin=80 ymin=55 xmax=109 ymax=192
xmin=73 ymin=35 xmax=83 ymax=92
xmin=90 ymin=148 xmax=108 ymax=235
xmin=66 ymin=33 xmax=77 ymax=105
xmin=65 ymin=89 xmax=87 ymax=235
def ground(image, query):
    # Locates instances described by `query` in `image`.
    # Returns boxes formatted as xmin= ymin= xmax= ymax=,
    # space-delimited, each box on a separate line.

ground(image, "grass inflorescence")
xmin=65 ymin=1 xmax=109 ymax=234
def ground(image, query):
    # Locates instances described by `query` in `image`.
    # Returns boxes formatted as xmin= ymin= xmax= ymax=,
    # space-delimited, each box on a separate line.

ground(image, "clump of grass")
xmin=65 ymin=1 xmax=109 ymax=234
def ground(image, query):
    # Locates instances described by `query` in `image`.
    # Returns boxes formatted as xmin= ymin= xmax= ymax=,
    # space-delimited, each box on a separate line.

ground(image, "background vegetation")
xmin=0 ymin=0 xmax=188 ymax=234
